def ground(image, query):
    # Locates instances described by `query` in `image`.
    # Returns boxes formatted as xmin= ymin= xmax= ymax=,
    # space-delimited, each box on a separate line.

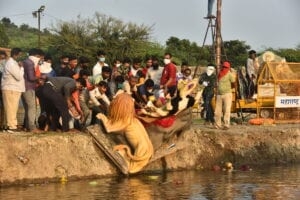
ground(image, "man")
xmin=54 ymin=55 xmax=69 ymax=76
xmin=92 ymin=50 xmax=108 ymax=77
xmin=142 ymin=57 xmax=152 ymax=78
xmin=1 ymin=48 xmax=25 ymax=133
xmin=160 ymin=53 xmax=177 ymax=97
xmin=214 ymin=61 xmax=235 ymax=130
xmin=22 ymin=48 xmax=44 ymax=132
xmin=176 ymin=61 xmax=189 ymax=81
xmin=199 ymin=65 xmax=216 ymax=125
xmin=246 ymin=50 xmax=259 ymax=98
xmin=146 ymin=56 xmax=163 ymax=97
xmin=118 ymin=57 xmax=131 ymax=81
xmin=135 ymin=79 xmax=155 ymax=106
xmin=38 ymin=76 xmax=82 ymax=132
xmin=89 ymin=81 xmax=110 ymax=125
xmin=129 ymin=58 xmax=144 ymax=85
xmin=60 ymin=55 xmax=78 ymax=79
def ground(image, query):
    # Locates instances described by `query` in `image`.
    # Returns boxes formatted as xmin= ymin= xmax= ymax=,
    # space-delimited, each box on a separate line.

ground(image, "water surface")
xmin=1 ymin=165 xmax=300 ymax=200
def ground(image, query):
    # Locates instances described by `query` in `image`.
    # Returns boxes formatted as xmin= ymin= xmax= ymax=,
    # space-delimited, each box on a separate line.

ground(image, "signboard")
xmin=275 ymin=96 xmax=300 ymax=108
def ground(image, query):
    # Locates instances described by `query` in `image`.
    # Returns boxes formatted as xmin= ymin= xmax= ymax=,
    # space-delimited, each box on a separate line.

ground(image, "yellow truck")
xmin=234 ymin=52 xmax=300 ymax=123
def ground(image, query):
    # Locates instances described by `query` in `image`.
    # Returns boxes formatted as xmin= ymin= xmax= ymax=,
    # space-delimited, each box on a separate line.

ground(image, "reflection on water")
xmin=1 ymin=165 xmax=300 ymax=200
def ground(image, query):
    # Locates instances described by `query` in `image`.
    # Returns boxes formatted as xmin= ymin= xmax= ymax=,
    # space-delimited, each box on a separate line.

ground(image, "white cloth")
xmin=39 ymin=62 xmax=53 ymax=74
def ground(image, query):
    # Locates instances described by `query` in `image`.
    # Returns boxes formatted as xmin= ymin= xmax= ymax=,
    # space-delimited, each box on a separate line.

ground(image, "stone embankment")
xmin=0 ymin=124 xmax=299 ymax=185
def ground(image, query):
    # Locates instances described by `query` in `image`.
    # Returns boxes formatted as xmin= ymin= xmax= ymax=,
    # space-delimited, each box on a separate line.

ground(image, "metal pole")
xmin=215 ymin=0 xmax=222 ymax=74
xmin=38 ymin=11 xmax=41 ymax=48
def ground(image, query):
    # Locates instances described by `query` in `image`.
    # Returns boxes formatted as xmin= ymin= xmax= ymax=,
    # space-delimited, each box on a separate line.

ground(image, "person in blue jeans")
xmin=207 ymin=0 xmax=215 ymax=17
xmin=199 ymin=65 xmax=216 ymax=125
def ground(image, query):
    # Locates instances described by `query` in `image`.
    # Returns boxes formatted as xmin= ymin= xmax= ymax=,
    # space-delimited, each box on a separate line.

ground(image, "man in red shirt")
xmin=160 ymin=53 xmax=177 ymax=97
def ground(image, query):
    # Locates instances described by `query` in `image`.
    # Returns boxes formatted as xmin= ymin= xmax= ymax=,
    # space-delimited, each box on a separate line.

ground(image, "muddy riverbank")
xmin=0 ymin=123 xmax=299 ymax=186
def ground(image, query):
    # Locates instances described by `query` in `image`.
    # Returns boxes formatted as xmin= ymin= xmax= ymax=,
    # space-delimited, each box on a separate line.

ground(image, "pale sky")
xmin=0 ymin=0 xmax=299 ymax=51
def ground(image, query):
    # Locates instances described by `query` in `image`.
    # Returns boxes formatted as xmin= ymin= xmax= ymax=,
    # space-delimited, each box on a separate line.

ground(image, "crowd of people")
xmin=0 ymin=47 xmax=237 ymax=133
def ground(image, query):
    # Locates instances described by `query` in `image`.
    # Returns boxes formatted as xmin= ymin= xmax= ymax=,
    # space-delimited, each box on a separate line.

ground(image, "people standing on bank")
xmin=1 ymin=48 xmax=25 ymax=133
xmin=22 ymin=48 xmax=44 ymax=132
xmin=214 ymin=61 xmax=235 ymax=130
xmin=160 ymin=53 xmax=177 ymax=97
xmin=199 ymin=65 xmax=216 ymax=125
xmin=246 ymin=50 xmax=259 ymax=98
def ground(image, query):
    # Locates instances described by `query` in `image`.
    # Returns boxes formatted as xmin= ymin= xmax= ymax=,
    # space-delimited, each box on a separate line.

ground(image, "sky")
xmin=0 ymin=0 xmax=300 ymax=51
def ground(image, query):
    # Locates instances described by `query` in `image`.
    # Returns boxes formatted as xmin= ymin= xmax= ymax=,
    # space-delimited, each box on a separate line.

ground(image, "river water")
xmin=1 ymin=164 xmax=300 ymax=200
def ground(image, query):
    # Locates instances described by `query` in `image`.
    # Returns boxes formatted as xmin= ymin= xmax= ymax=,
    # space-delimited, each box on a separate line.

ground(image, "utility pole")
xmin=32 ymin=5 xmax=45 ymax=48
xmin=215 ymin=0 xmax=222 ymax=73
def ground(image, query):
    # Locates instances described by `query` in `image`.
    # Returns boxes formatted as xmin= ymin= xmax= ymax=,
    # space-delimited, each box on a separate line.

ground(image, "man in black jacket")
xmin=199 ymin=65 xmax=216 ymax=125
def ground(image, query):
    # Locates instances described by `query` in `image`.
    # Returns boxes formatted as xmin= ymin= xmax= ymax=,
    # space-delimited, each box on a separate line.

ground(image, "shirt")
xmin=92 ymin=62 xmax=108 ymax=76
xmin=146 ymin=66 xmax=163 ymax=86
xmin=160 ymin=63 xmax=177 ymax=86
xmin=1 ymin=57 xmax=25 ymax=92
xmin=217 ymin=72 xmax=235 ymax=95
xmin=89 ymin=87 xmax=110 ymax=107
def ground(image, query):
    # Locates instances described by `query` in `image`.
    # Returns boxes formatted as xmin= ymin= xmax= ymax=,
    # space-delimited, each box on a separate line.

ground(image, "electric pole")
xmin=32 ymin=5 xmax=45 ymax=48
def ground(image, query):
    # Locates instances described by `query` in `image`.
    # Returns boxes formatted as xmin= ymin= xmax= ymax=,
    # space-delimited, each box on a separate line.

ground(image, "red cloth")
xmin=218 ymin=61 xmax=231 ymax=80
xmin=218 ymin=68 xmax=230 ymax=80
xmin=160 ymin=63 xmax=177 ymax=86
xmin=35 ymin=65 xmax=41 ymax=78
xmin=153 ymin=115 xmax=176 ymax=128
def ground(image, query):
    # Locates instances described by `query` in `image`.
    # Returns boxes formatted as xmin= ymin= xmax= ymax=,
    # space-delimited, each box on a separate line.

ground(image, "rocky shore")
xmin=0 ymin=123 xmax=299 ymax=186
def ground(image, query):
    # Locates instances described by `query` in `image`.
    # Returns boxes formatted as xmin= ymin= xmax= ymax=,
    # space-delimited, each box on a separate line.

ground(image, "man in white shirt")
xmin=1 ymin=48 xmax=25 ymax=133
xmin=89 ymin=81 xmax=110 ymax=125
xmin=246 ymin=50 xmax=259 ymax=98
xmin=92 ymin=50 xmax=109 ymax=77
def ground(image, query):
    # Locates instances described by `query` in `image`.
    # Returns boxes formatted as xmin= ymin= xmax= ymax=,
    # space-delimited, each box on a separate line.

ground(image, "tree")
xmin=165 ymin=36 xmax=202 ymax=66
xmin=1 ymin=17 xmax=17 ymax=28
xmin=223 ymin=40 xmax=251 ymax=68
xmin=47 ymin=12 xmax=162 ymax=65
xmin=0 ymin=23 xmax=9 ymax=46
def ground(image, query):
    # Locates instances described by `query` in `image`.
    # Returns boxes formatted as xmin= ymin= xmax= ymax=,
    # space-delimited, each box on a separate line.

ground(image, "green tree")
xmin=47 ymin=12 xmax=162 ymax=64
xmin=165 ymin=36 xmax=202 ymax=66
xmin=0 ymin=23 xmax=9 ymax=46
xmin=223 ymin=40 xmax=251 ymax=68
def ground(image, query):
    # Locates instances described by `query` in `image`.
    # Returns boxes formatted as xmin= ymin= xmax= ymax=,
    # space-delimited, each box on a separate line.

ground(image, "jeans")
xmin=22 ymin=90 xmax=37 ymax=130
xmin=208 ymin=0 xmax=215 ymax=16
xmin=203 ymin=93 xmax=214 ymax=123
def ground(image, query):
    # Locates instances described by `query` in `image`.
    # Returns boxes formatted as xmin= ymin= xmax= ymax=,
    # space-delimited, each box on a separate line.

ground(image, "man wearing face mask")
xmin=92 ymin=50 xmax=108 ymax=77
xmin=199 ymin=65 xmax=216 ymax=125
xmin=214 ymin=61 xmax=235 ymax=130
xmin=160 ymin=53 xmax=177 ymax=97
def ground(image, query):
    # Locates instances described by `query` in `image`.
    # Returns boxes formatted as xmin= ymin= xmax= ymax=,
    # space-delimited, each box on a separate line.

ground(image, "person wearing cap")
xmin=246 ymin=50 xmax=259 ymax=98
xmin=199 ymin=64 xmax=216 ymax=125
xmin=214 ymin=61 xmax=235 ymax=130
